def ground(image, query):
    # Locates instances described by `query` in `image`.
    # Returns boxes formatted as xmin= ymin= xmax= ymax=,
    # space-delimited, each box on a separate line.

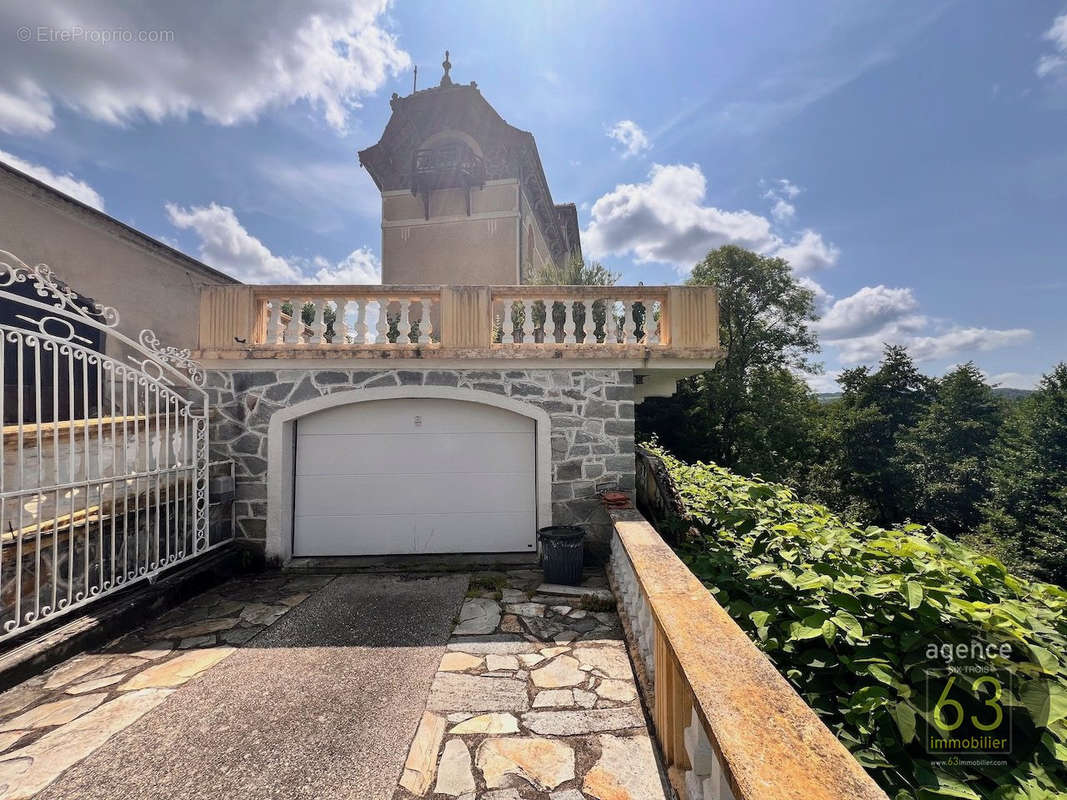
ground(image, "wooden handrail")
xmin=607 ymin=507 xmax=888 ymax=800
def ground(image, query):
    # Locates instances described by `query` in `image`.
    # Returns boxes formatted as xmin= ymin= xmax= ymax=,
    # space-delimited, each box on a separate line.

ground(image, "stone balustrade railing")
xmin=606 ymin=506 xmax=889 ymax=800
xmin=196 ymin=284 xmax=719 ymax=356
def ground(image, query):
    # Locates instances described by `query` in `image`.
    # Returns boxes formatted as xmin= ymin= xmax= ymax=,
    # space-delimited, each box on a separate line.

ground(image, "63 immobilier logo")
xmin=921 ymin=640 xmax=1052 ymax=764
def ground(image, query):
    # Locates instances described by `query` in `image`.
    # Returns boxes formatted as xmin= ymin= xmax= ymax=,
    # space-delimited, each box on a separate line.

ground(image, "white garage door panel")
xmin=293 ymin=398 xmax=537 ymax=556
xmin=295 ymin=431 xmax=533 ymax=476
xmin=298 ymin=398 xmax=534 ymax=435
xmin=293 ymin=512 xmax=533 ymax=556
xmin=295 ymin=473 xmax=534 ymax=516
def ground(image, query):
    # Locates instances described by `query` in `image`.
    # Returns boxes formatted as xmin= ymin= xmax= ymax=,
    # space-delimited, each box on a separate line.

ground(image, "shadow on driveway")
xmin=37 ymin=573 xmax=469 ymax=800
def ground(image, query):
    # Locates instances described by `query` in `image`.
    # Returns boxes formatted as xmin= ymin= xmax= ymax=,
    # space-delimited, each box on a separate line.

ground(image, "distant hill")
xmin=992 ymin=387 xmax=1035 ymax=401
xmin=817 ymin=387 xmax=1035 ymax=404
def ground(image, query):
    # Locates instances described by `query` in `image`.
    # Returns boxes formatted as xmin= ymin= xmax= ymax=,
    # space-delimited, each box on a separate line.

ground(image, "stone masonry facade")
xmin=204 ymin=367 xmax=637 ymax=559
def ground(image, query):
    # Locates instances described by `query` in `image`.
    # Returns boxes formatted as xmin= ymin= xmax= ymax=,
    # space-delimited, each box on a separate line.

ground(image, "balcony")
xmin=410 ymin=142 xmax=486 ymax=217
xmin=196 ymin=284 xmax=721 ymax=367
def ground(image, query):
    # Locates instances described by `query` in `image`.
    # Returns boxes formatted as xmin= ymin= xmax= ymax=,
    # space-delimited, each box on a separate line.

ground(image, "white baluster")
xmin=332 ymin=298 xmax=348 ymax=344
xmin=647 ymin=299 xmax=661 ymax=344
xmin=374 ymin=298 xmax=390 ymax=344
xmin=685 ymin=707 xmax=717 ymax=775
xmin=522 ymin=300 xmax=535 ymax=344
xmin=268 ymin=299 xmax=284 ymax=344
xmin=354 ymin=299 xmax=368 ymax=344
xmin=310 ymin=298 xmax=327 ymax=344
xmin=283 ymin=298 xmax=303 ymax=344
xmin=417 ymin=298 xmax=432 ymax=344
xmin=397 ymin=299 xmax=411 ymax=344
xmin=619 ymin=300 xmax=635 ymax=343
xmin=502 ymin=300 xmax=515 ymax=344
xmin=563 ymin=299 xmax=577 ymax=343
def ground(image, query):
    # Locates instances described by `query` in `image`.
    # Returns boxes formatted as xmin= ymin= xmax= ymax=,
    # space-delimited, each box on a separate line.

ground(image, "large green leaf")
xmin=904 ymin=580 xmax=924 ymax=610
xmin=646 ymin=445 xmax=1067 ymax=800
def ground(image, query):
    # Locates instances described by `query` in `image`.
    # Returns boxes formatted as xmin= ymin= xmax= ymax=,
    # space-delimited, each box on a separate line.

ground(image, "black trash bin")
xmin=537 ymin=525 xmax=586 ymax=585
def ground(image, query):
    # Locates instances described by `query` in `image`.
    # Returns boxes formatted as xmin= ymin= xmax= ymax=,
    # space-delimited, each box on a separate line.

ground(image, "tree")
xmin=898 ymin=362 xmax=1003 ymax=534
xmin=982 ymin=363 xmax=1067 ymax=583
xmin=527 ymin=255 xmax=619 ymax=286
xmin=827 ymin=345 xmax=931 ymax=525
xmin=521 ymin=257 xmax=618 ymax=343
xmin=638 ymin=245 xmax=820 ymax=471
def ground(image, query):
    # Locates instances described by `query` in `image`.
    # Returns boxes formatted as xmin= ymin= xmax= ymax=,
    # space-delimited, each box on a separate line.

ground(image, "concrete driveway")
xmin=0 ymin=573 xmax=466 ymax=800
xmin=0 ymin=569 xmax=667 ymax=800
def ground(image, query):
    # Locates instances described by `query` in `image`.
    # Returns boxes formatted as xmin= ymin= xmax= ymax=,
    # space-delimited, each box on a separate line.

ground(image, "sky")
xmin=0 ymin=1 xmax=1064 ymax=391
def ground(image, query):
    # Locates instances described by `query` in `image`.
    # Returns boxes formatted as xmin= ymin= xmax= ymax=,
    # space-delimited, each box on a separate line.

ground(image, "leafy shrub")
xmin=648 ymin=446 xmax=1067 ymax=800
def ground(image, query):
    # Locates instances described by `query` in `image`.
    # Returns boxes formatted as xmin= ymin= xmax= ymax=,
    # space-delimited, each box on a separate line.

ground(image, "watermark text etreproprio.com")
xmin=16 ymin=25 xmax=174 ymax=44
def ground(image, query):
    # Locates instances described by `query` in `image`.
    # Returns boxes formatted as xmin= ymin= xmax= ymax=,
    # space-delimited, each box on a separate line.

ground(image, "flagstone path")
xmin=393 ymin=569 xmax=669 ymax=800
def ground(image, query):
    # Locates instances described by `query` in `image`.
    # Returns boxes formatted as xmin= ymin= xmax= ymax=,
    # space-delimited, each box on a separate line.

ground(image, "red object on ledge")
xmin=600 ymin=491 xmax=633 ymax=509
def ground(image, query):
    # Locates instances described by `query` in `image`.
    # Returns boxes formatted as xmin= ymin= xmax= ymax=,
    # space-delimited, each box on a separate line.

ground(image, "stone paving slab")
xmin=393 ymin=569 xmax=669 ymax=800
xmin=34 ymin=573 xmax=467 ymax=800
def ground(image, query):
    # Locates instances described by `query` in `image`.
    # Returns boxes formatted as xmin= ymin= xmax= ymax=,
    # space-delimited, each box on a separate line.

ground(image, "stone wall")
xmin=203 ymin=367 xmax=636 ymax=560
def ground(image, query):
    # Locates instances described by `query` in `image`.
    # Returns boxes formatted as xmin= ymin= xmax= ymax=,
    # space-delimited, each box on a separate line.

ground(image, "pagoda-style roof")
xmin=358 ymin=55 xmax=580 ymax=266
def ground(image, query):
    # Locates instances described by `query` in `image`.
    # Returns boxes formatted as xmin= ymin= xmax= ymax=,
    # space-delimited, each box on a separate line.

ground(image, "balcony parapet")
xmin=606 ymin=506 xmax=888 ymax=800
xmin=196 ymin=284 xmax=721 ymax=366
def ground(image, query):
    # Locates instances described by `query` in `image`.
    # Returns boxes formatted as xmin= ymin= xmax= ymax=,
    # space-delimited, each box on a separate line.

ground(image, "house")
xmin=196 ymin=55 xmax=723 ymax=564
xmin=0 ymin=56 xmax=887 ymax=800
xmin=358 ymin=50 xmax=582 ymax=284
xmin=0 ymin=160 xmax=238 ymax=353
xmin=0 ymin=52 xmax=720 ymax=570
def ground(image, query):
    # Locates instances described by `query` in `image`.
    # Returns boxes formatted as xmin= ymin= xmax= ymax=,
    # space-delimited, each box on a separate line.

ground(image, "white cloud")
xmin=583 ymin=163 xmax=839 ymax=273
xmin=0 ymin=1 xmax=408 ymax=135
xmin=1037 ymin=13 xmax=1067 ymax=80
xmin=0 ymin=149 xmax=104 ymax=210
xmin=817 ymin=285 xmax=920 ymax=340
xmin=815 ymin=284 xmax=1031 ymax=366
xmin=607 ymin=120 xmax=651 ymax=157
xmin=769 ymin=197 xmax=796 ymax=223
xmin=986 ymin=371 xmax=1041 ymax=390
xmin=797 ymin=275 xmax=833 ymax=315
xmin=772 ymin=229 xmax=839 ymax=272
xmin=0 ymin=83 xmax=54 ymax=135
xmin=309 ymin=248 xmax=381 ymax=284
xmin=763 ymin=178 xmax=801 ymax=223
xmin=165 ymin=201 xmax=380 ymax=285
xmin=166 ymin=203 xmax=300 ymax=283
xmin=903 ymin=328 xmax=1033 ymax=362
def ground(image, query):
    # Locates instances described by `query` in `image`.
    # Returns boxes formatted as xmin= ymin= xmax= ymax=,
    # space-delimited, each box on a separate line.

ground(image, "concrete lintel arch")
xmin=266 ymin=385 xmax=553 ymax=562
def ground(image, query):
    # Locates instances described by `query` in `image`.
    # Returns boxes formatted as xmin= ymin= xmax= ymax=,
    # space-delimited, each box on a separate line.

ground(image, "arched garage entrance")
xmin=265 ymin=386 xmax=552 ymax=562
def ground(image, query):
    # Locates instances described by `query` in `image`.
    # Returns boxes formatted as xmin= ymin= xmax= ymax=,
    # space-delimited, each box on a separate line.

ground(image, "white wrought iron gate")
xmin=0 ymin=250 xmax=210 ymax=642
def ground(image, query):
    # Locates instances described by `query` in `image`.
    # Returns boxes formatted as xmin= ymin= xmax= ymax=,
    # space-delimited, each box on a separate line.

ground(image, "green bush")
xmin=648 ymin=446 xmax=1067 ymax=800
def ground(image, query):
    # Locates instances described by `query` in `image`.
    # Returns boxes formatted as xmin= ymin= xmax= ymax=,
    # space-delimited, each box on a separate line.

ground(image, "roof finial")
xmin=440 ymin=50 xmax=453 ymax=87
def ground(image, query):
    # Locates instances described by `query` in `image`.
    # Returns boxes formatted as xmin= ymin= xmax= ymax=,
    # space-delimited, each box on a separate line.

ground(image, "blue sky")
xmin=1 ymin=1 xmax=1065 ymax=390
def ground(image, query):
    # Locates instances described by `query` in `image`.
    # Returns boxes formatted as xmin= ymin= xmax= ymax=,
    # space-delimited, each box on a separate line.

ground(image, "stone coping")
xmin=607 ymin=507 xmax=888 ymax=800
xmin=3 ymin=414 xmax=166 ymax=446
xmin=193 ymin=344 xmax=724 ymax=364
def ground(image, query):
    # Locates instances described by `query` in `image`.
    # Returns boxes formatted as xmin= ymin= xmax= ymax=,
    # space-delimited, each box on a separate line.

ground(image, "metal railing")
xmin=0 ymin=249 xmax=212 ymax=642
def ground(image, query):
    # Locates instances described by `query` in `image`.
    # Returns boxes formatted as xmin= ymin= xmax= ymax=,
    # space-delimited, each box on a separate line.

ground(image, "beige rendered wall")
xmin=381 ymin=180 xmax=521 ymax=285
xmin=519 ymin=188 xmax=553 ymax=282
xmin=0 ymin=178 xmax=234 ymax=353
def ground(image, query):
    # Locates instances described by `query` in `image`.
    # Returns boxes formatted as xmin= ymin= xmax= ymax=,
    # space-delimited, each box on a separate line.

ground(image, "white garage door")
xmin=293 ymin=398 xmax=537 ymax=556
